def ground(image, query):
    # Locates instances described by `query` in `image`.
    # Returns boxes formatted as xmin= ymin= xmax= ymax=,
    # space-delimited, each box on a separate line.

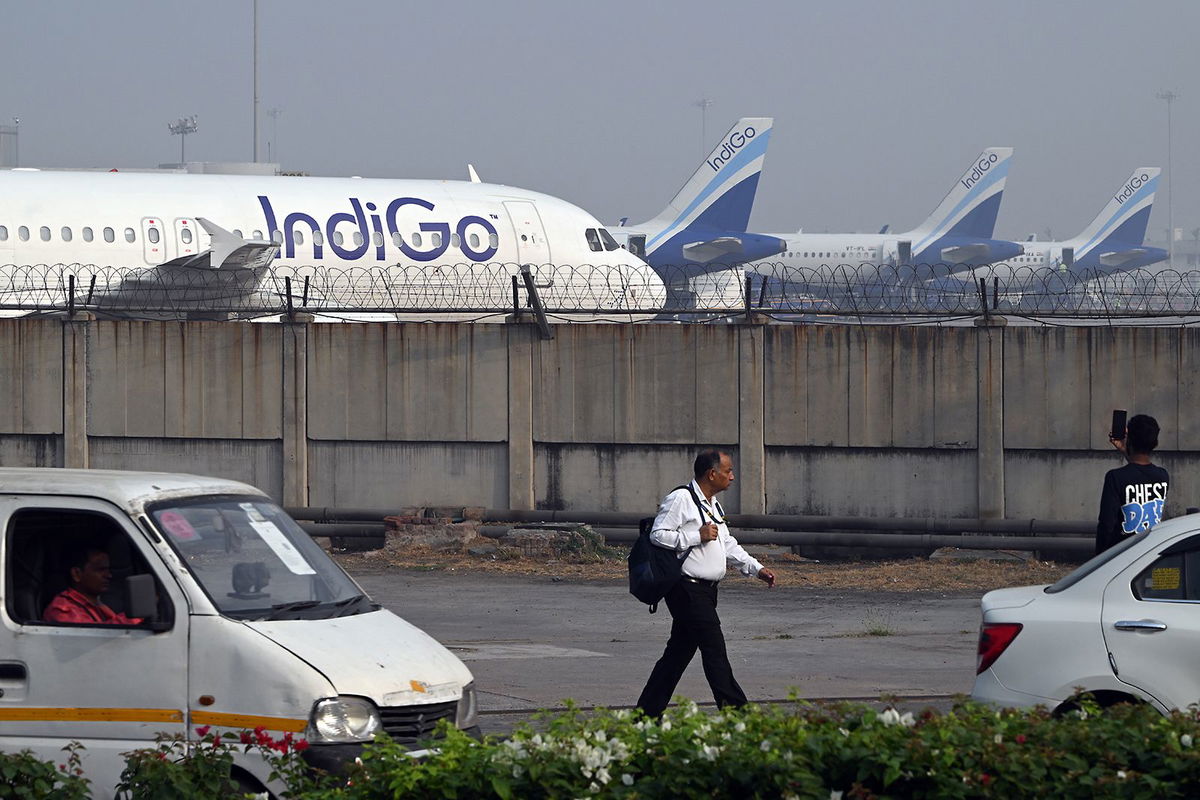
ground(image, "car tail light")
xmin=976 ymin=622 xmax=1023 ymax=674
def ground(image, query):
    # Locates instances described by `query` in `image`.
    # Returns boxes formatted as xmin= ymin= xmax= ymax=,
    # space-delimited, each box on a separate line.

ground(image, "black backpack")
xmin=628 ymin=484 xmax=707 ymax=613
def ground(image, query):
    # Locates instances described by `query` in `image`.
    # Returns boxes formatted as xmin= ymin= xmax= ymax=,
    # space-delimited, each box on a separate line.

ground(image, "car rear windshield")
xmin=1044 ymin=531 xmax=1149 ymax=594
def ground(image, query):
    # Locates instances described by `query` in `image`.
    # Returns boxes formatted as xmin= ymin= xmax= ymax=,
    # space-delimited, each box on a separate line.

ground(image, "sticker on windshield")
xmin=158 ymin=510 xmax=199 ymax=542
xmin=1151 ymin=567 xmax=1181 ymax=591
xmin=239 ymin=503 xmax=315 ymax=575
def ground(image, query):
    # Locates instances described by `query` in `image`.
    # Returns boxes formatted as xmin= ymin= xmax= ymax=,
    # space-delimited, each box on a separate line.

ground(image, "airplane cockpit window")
xmin=82 ymin=227 xmax=93 ymax=242
xmin=103 ymin=227 xmax=115 ymax=243
xmin=0 ymin=226 xmax=7 ymax=241
xmin=18 ymin=226 xmax=29 ymax=242
xmin=585 ymin=228 xmax=603 ymax=252
xmin=40 ymin=227 xmax=50 ymax=242
xmin=124 ymin=228 xmax=136 ymax=243
xmin=61 ymin=227 xmax=72 ymax=242
xmin=147 ymin=227 xmax=160 ymax=244
xmin=598 ymin=228 xmax=620 ymax=251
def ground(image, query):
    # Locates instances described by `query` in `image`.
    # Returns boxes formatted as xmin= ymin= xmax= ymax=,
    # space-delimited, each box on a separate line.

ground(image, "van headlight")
xmin=456 ymin=682 xmax=478 ymax=729
xmin=307 ymin=696 xmax=383 ymax=743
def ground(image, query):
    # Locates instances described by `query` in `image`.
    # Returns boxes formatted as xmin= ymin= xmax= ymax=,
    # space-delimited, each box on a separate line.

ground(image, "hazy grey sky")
xmin=2 ymin=0 xmax=1196 ymax=242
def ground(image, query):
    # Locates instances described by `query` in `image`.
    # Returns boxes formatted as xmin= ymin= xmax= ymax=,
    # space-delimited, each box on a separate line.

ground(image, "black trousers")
xmin=636 ymin=578 xmax=747 ymax=718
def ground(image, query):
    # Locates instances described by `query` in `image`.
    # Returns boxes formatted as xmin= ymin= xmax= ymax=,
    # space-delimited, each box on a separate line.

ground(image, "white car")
xmin=972 ymin=513 xmax=1200 ymax=714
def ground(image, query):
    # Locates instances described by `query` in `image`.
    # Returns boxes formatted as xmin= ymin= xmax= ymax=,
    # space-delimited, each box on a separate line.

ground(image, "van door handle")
xmin=0 ymin=663 xmax=27 ymax=681
xmin=1114 ymin=619 xmax=1168 ymax=632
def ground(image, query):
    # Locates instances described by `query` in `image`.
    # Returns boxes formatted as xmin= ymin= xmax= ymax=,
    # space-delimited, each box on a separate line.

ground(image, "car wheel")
xmin=1054 ymin=690 xmax=1144 ymax=718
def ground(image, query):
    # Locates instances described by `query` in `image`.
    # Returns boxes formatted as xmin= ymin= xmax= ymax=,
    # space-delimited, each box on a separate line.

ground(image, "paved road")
xmin=349 ymin=567 xmax=985 ymax=730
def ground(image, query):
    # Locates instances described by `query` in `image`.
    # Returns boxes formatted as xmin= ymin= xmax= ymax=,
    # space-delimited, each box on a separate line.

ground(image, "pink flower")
xmin=294 ymin=739 xmax=310 ymax=752
xmin=240 ymin=732 xmax=253 ymax=744
xmin=1016 ymin=734 xmax=1027 ymax=744
xmin=195 ymin=725 xmax=211 ymax=737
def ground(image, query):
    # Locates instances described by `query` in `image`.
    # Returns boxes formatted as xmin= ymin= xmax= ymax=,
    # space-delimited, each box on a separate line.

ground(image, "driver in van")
xmin=43 ymin=543 xmax=143 ymax=625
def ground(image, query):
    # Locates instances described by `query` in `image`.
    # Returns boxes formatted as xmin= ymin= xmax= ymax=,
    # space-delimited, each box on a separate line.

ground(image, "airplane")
xmin=609 ymin=117 xmax=786 ymax=308
xmin=956 ymin=167 xmax=1166 ymax=286
xmin=747 ymin=147 xmax=1024 ymax=290
xmin=0 ymin=168 xmax=666 ymax=319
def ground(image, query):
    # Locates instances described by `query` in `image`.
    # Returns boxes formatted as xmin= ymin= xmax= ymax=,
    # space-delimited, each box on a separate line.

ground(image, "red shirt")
xmin=43 ymin=588 xmax=142 ymax=625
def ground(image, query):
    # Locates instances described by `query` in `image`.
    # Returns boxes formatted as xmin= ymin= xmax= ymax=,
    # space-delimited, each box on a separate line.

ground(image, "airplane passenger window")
xmin=489 ymin=233 xmax=498 ymax=249
xmin=412 ymin=232 xmax=422 ymax=247
xmin=18 ymin=226 xmax=29 ymax=241
xmin=272 ymin=230 xmax=283 ymax=245
xmin=391 ymin=232 xmax=403 ymax=247
xmin=124 ymin=228 xmax=136 ymax=243
xmin=333 ymin=231 xmax=344 ymax=246
xmin=40 ymin=227 xmax=50 ymax=242
xmin=61 ymin=227 xmax=72 ymax=242
xmin=372 ymin=231 xmax=383 ymax=247
xmin=469 ymin=233 xmax=480 ymax=249
xmin=0 ymin=226 xmax=7 ymax=241
xmin=233 ymin=230 xmax=243 ymax=238
xmin=430 ymin=232 xmax=441 ymax=249
xmin=450 ymin=233 xmax=460 ymax=248
xmin=103 ymin=227 xmax=115 ymax=243
xmin=599 ymin=228 xmax=620 ymax=251
xmin=181 ymin=228 xmax=193 ymax=245
xmin=585 ymin=228 xmax=602 ymax=252
xmin=313 ymin=232 xmax=324 ymax=246
xmin=352 ymin=232 xmax=364 ymax=247
xmin=148 ymin=227 xmax=160 ymax=244
xmin=252 ymin=230 xmax=263 ymax=241
xmin=82 ymin=227 xmax=93 ymax=242
xmin=292 ymin=230 xmax=303 ymax=246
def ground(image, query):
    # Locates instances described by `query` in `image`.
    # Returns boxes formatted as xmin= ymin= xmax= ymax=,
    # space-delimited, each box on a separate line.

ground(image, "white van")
xmin=0 ymin=468 xmax=478 ymax=796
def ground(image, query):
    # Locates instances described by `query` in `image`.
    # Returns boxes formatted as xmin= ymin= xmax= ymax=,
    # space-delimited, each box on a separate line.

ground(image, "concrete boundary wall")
xmin=0 ymin=317 xmax=1190 ymax=520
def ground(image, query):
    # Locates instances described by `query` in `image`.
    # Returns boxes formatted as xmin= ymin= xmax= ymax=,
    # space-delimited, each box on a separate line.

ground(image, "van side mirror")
xmin=126 ymin=574 xmax=167 ymax=630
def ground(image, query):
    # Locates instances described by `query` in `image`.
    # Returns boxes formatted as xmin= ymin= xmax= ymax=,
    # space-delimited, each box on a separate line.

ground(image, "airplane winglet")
xmin=194 ymin=217 xmax=279 ymax=270
xmin=468 ymin=164 xmax=482 ymax=183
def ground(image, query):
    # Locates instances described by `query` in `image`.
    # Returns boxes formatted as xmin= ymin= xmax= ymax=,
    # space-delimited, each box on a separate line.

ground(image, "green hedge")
xmin=10 ymin=699 xmax=1200 ymax=798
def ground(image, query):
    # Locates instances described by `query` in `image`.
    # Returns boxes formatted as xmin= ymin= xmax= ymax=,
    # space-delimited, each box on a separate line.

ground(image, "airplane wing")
xmin=681 ymin=237 xmax=744 ymax=264
xmin=160 ymin=218 xmax=279 ymax=270
xmin=1098 ymin=249 xmax=1148 ymax=268
xmin=939 ymin=243 xmax=992 ymax=263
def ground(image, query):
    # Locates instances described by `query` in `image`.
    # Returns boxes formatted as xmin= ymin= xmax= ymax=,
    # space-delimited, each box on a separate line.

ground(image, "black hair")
xmin=693 ymin=449 xmax=729 ymax=481
xmin=62 ymin=541 xmax=106 ymax=576
xmin=1126 ymin=414 xmax=1160 ymax=456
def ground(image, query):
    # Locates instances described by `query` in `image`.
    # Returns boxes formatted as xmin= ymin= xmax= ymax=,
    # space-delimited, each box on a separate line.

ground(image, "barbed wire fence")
xmin=2 ymin=261 xmax=1200 ymax=322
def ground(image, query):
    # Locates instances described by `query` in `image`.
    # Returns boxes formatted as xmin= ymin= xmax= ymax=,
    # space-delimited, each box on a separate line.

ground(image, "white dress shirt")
xmin=649 ymin=480 xmax=763 ymax=582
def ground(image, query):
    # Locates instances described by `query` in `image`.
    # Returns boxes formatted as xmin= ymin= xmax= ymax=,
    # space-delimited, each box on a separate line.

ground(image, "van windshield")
xmin=148 ymin=496 xmax=373 ymax=621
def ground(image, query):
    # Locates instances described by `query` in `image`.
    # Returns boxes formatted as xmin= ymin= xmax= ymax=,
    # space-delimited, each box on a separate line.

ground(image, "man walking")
xmin=636 ymin=449 xmax=776 ymax=718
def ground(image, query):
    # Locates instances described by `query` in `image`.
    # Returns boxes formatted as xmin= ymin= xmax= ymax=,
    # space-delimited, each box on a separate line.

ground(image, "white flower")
xmin=899 ymin=712 xmax=915 ymax=728
xmin=701 ymin=744 xmax=721 ymax=761
xmin=622 ymin=774 xmax=634 ymax=786
xmin=830 ymin=791 xmax=844 ymax=800
xmin=614 ymin=709 xmax=630 ymax=720
xmin=1183 ymin=734 xmax=1194 ymax=748
xmin=1075 ymin=709 xmax=1088 ymax=720
xmin=589 ymin=781 xmax=600 ymax=793
xmin=760 ymin=739 xmax=772 ymax=752
xmin=734 ymin=721 xmax=746 ymax=733
xmin=596 ymin=767 xmax=611 ymax=785
xmin=878 ymin=708 xmax=901 ymax=726
xmin=661 ymin=720 xmax=672 ymax=731
xmin=512 ymin=765 xmax=523 ymax=779
xmin=838 ymin=727 xmax=850 ymax=737
xmin=993 ymin=734 xmax=1003 ymax=744
xmin=1117 ymin=770 xmax=1128 ymax=780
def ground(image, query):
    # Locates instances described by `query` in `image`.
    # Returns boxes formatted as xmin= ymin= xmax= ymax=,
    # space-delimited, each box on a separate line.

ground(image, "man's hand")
xmin=699 ymin=522 xmax=719 ymax=543
xmin=1109 ymin=435 xmax=1127 ymax=456
xmin=757 ymin=567 xmax=776 ymax=588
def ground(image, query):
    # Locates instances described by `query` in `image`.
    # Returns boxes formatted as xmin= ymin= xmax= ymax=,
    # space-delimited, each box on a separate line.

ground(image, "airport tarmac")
xmin=349 ymin=568 xmax=983 ymax=734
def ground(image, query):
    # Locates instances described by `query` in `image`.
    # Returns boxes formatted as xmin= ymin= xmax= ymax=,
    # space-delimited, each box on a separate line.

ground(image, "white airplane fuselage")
xmin=0 ymin=170 xmax=664 ymax=312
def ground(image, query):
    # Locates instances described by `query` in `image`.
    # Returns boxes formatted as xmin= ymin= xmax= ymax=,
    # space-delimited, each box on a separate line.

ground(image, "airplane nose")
xmin=619 ymin=252 xmax=666 ymax=310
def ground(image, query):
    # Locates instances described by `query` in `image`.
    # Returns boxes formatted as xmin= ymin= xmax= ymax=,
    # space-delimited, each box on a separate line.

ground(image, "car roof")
xmin=0 ymin=468 xmax=266 ymax=516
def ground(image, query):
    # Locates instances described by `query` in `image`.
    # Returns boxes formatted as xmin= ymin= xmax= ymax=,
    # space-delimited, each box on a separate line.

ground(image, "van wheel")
xmin=1054 ymin=690 xmax=1143 ymax=717
xmin=230 ymin=767 xmax=273 ymax=798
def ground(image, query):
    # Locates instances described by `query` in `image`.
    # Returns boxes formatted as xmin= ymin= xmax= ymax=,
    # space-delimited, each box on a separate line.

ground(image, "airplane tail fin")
xmin=1070 ymin=168 xmax=1160 ymax=257
xmin=642 ymin=117 xmax=772 ymax=252
xmin=910 ymin=147 xmax=1013 ymax=246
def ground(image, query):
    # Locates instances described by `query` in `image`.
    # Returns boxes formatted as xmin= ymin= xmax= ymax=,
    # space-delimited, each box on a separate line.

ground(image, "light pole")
xmin=168 ymin=116 xmax=199 ymax=163
xmin=694 ymin=97 xmax=713 ymax=158
xmin=267 ymin=106 xmax=282 ymax=163
xmin=12 ymin=117 xmax=18 ymax=168
xmin=253 ymin=0 xmax=260 ymax=162
xmin=1156 ymin=90 xmax=1179 ymax=265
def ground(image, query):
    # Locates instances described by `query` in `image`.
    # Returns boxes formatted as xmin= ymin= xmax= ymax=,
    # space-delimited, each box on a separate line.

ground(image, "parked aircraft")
xmin=610 ymin=117 xmax=784 ymax=307
xmin=748 ymin=147 xmax=1024 ymax=288
xmin=0 ymin=169 xmax=665 ymax=317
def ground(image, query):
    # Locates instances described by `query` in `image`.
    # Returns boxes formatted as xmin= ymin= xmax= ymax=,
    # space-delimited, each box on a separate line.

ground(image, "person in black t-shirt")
xmin=1096 ymin=414 xmax=1170 ymax=555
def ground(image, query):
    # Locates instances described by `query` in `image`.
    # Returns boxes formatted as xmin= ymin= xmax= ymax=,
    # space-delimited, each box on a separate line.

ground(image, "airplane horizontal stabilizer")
xmin=940 ymin=243 xmax=992 ymax=263
xmin=681 ymin=237 xmax=744 ymax=264
xmin=1098 ymin=248 xmax=1148 ymax=268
